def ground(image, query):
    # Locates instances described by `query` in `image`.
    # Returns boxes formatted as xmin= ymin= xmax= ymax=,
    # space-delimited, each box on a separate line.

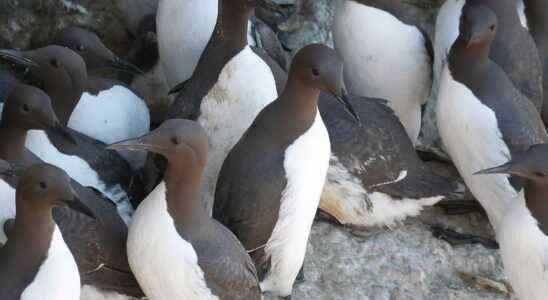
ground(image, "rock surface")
xmin=1 ymin=0 xmax=511 ymax=299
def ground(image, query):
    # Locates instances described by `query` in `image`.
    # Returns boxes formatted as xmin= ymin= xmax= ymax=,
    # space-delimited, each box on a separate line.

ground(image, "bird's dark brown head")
xmin=17 ymin=163 xmax=95 ymax=219
xmin=287 ymin=43 xmax=360 ymax=122
xmin=475 ymin=144 xmax=548 ymax=184
xmin=108 ymin=119 xmax=208 ymax=168
xmin=460 ymin=3 xmax=498 ymax=49
xmin=54 ymin=27 xmax=143 ymax=75
xmin=2 ymin=84 xmax=76 ymax=144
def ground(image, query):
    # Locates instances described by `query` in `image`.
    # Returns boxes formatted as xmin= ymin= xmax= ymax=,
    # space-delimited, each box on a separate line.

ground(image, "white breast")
xmin=157 ymin=0 xmax=218 ymax=87
xmin=320 ymin=155 xmax=442 ymax=228
xmin=198 ymin=45 xmax=277 ymax=214
xmin=69 ymin=85 xmax=150 ymax=170
xmin=21 ymin=225 xmax=80 ymax=300
xmin=497 ymin=195 xmax=548 ymax=300
xmin=0 ymin=178 xmax=16 ymax=243
xmin=437 ymin=67 xmax=517 ymax=231
xmin=260 ymin=112 xmax=330 ymax=297
xmin=127 ymin=182 xmax=218 ymax=300
xmin=25 ymin=130 xmax=133 ymax=223
xmin=333 ymin=0 xmax=431 ymax=145
xmin=80 ymin=285 xmax=135 ymax=300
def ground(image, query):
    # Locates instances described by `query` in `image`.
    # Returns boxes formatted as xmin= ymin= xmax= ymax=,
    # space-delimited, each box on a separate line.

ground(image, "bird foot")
xmin=430 ymin=225 xmax=499 ymax=249
xmin=457 ymin=271 xmax=510 ymax=295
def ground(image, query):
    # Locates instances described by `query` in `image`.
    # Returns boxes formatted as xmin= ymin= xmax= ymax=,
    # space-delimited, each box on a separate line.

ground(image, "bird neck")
xmin=44 ymin=78 xmax=85 ymax=127
xmin=524 ymin=180 xmax=548 ymax=234
xmin=279 ymin=73 xmax=320 ymax=128
xmin=0 ymin=126 xmax=28 ymax=163
xmin=164 ymin=162 xmax=208 ymax=228
xmin=194 ymin=0 xmax=251 ymax=80
xmin=11 ymin=199 xmax=55 ymax=263
xmin=449 ymin=36 xmax=491 ymax=79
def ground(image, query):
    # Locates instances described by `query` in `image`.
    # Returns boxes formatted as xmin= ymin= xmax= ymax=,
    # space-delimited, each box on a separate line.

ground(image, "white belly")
xmin=498 ymin=197 xmax=548 ymax=300
xmin=0 ymin=179 xmax=15 ymax=243
xmin=21 ymin=226 xmax=80 ymax=300
xmin=260 ymin=112 xmax=330 ymax=297
xmin=198 ymin=45 xmax=277 ymax=214
xmin=25 ymin=130 xmax=133 ymax=223
xmin=320 ymin=155 xmax=442 ymax=228
xmin=333 ymin=0 xmax=431 ymax=145
xmin=127 ymin=182 xmax=218 ymax=300
xmin=437 ymin=67 xmax=516 ymax=231
xmin=157 ymin=0 xmax=218 ymax=87
xmin=69 ymin=86 xmax=150 ymax=170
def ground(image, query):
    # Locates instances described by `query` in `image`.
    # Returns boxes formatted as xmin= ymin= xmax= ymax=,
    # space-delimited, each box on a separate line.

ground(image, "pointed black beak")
xmin=169 ymin=79 xmax=190 ymax=95
xmin=474 ymin=162 xmax=514 ymax=175
xmin=107 ymin=136 xmax=153 ymax=152
xmin=50 ymin=122 xmax=77 ymax=145
xmin=63 ymin=186 xmax=96 ymax=220
xmin=0 ymin=49 xmax=38 ymax=68
xmin=109 ymin=57 xmax=144 ymax=75
xmin=332 ymin=87 xmax=361 ymax=124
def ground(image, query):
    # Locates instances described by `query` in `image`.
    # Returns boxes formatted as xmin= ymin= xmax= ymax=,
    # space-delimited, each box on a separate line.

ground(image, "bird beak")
xmin=62 ymin=186 xmax=96 ymax=220
xmin=169 ymin=79 xmax=189 ymax=95
xmin=107 ymin=135 xmax=160 ymax=152
xmin=49 ymin=121 xmax=77 ymax=145
xmin=332 ymin=86 xmax=361 ymax=124
xmin=109 ymin=57 xmax=144 ymax=75
xmin=474 ymin=162 xmax=515 ymax=175
xmin=0 ymin=49 xmax=38 ymax=68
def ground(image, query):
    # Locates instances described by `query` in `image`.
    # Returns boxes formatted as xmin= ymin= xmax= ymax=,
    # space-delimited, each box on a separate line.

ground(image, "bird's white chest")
xmin=260 ymin=112 xmax=330 ymax=297
xmin=157 ymin=0 xmax=218 ymax=87
xmin=333 ymin=0 xmax=430 ymax=144
xmin=497 ymin=197 xmax=548 ymax=300
xmin=25 ymin=130 xmax=133 ymax=223
xmin=69 ymin=86 xmax=150 ymax=170
xmin=0 ymin=179 xmax=15 ymax=243
xmin=437 ymin=67 xmax=516 ymax=230
xmin=127 ymin=182 xmax=218 ymax=300
xmin=21 ymin=226 xmax=80 ymax=300
xmin=198 ymin=46 xmax=277 ymax=209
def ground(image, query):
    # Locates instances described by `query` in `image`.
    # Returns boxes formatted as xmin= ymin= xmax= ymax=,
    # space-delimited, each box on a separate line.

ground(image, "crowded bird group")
xmin=0 ymin=0 xmax=546 ymax=299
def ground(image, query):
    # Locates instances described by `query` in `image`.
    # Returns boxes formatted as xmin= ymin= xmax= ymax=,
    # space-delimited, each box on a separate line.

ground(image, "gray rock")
xmin=266 ymin=209 xmax=508 ymax=300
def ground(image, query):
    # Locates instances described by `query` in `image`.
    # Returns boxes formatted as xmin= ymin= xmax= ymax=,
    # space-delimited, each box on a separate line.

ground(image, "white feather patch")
xmin=25 ymin=130 xmax=133 ymax=223
xmin=157 ymin=0 xmax=218 ymax=87
xmin=70 ymin=86 xmax=150 ymax=170
xmin=21 ymin=226 xmax=80 ymax=300
xmin=333 ymin=0 xmax=431 ymax=145
xmin=320 ymin=155 xmax=442 ymax=228
xmin=199 ymin=45 xmax=277 ymax=214
xmin=497 ymin=191 xmax=548 ymax=300
xmin=437 ymin=67 xmax=517 ymax=231
xmin=127 ymin=182 xmax=218 ymax=300
xmin=260 ymin=112 xmax=330 ymax=297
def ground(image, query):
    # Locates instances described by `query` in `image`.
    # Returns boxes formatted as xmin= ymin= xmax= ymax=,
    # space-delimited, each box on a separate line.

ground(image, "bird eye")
xmin=21 ymin=104 xmax=30 ymax=113
xmin=50 ymin=58 xmax=60 ymax=68
xmin=311 ymin=68 xmax=320 ymax=77
xmin=39 ymin=181 xmax=47 ymax=189
xmin=170 ymin=137 xmax=179 ymax=145
xmin=77 ymin=44 xmax=85 ymax=52
xmin=489 ymin=25 xmax=496 ymax=31
xmin=534 ymin=171 xmax=546 ymax=178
